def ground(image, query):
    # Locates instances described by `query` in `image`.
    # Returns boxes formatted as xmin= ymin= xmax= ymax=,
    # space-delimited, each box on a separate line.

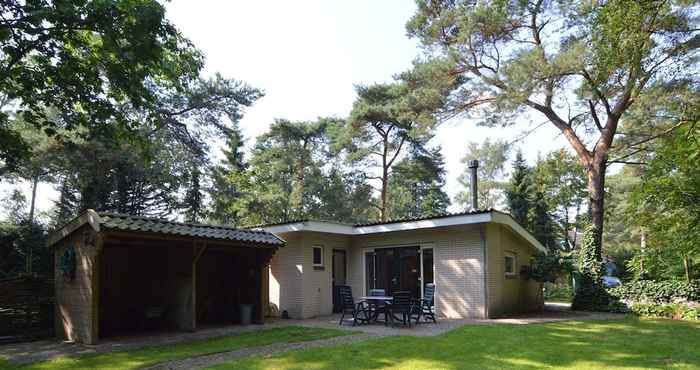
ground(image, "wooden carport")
xmin=47 ymin=210 xmax=284 ymax=344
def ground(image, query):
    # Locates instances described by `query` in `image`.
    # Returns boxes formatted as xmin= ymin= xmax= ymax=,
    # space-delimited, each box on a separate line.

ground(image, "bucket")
xmin=239 ymin=304 xmax=254 ymax=325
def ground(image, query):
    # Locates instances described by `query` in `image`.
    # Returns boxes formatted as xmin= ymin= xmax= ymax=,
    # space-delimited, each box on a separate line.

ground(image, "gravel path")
xmin=143 ymin=333 xmax=381 ymax=370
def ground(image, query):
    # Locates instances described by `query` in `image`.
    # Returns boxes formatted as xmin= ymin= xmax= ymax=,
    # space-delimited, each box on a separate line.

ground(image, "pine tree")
xmin=208 ymin=127 xmax=247 ymax=224
xmin=505 ymin=150 xmax=532 ymax=225
xmin=528 ymin=190 xmax=558 ymax=251
xmin=183 ymin=166 xmax=205 ymax=223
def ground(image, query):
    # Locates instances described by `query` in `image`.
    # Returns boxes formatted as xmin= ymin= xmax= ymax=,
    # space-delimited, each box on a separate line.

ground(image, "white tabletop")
xmin=359 ymin=296 xmax=393 ymax=300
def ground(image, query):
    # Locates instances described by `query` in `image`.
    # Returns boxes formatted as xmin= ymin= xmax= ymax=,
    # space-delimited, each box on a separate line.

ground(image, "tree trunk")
xmin=586 ymin=158 xmax=606 ymax=252
xmin=640 ymin=228 xmax=646 ymax=276
xmin=683 ymin=255 xmax=691 ymax=283
xmin=25 ymin=175 xmax=39 ymax=274
xmin=379 ymin=136 xmax=389 ymax=222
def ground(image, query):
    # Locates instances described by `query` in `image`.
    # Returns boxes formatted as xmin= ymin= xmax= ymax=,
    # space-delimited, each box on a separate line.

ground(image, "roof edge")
xmin=47 ymin=209 xmax=101 ymax=247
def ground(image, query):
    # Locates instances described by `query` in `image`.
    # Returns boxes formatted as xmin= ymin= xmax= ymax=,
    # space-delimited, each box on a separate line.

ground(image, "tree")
xmin=505 ymin=150 xmax=532 ymax=225
xmin=0 ymin=0 xmax=203 ymax=170
xmin=182 ymin=165 xmax=205 ymax=223
xmin=0 ymin=190 xmax=50 ymax=276
xmin=534 ymin=150 xmax=587 ymax=250
xmin=632 ymin=124 xmax=700 ymax=281
xmin=406 ymin=0 xmax=699 ymax=265
xmin=456 ymin=139 xmax=509 ymax=209
xmin=528 ymin=189 xmax=558 ymax=251
xmin=208 ymin=126 xmax=247 ymax=224
xmin=387 ymin=147 xmax=450 ymax=219
xmin=344 ymin=83 xmax=436 ymax=221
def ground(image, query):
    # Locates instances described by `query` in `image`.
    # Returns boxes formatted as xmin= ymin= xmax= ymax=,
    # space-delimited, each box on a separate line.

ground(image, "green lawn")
xmin=0 ymin=326 xmax=351 ymax=370
xmin=209 ymin=318 xmax=700 ymax=370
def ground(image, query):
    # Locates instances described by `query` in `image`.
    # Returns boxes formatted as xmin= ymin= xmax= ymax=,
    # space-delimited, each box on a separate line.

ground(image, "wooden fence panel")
xmin=0 ymin=275 xmax=54 ymax=343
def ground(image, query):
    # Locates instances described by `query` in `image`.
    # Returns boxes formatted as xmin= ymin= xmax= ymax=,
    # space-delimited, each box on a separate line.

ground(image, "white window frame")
xmin=504 ymin=252 xmax=517 ymax=277
xmin=312 ymin=245 xmax=324 ymax=267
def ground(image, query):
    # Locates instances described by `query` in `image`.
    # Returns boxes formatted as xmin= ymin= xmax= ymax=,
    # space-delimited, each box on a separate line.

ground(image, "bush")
xmin=630 ymin=303 xmax=700 ymax=321
xmin=607 ymin=280 xmax=700 ymax=304
xmin=544 ymin=284 xmax=573 ymax=302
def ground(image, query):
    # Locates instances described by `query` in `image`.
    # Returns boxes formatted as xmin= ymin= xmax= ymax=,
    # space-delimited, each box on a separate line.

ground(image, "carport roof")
xmin=48 ymin=210 xmax=284 ymax=247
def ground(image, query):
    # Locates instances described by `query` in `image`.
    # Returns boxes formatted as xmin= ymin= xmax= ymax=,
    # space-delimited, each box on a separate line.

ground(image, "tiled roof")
xmin=97 ymin=212 xmax=284 ymax=246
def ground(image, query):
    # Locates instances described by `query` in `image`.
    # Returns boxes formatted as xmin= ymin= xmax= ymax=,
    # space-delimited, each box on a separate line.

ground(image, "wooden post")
xmin=191 ymin=242 xmax=207 ymax=331
xmin=90 ymin=232 xmax=104 ymax=344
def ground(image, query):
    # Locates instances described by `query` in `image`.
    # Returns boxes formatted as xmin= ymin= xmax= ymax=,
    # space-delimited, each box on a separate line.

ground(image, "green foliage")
xmin=0 ymin=0 xmax=205 ymax=167
xmin=630 ymin=124 xmax=700 ymax=281
xmin=221 ymin=118 xmax=376 ymax=226
xmin=505 ymin=150 xmax=532 ymax=225
xmin=543 ymin=284 xmax=574 ymax=303
xmin=0 ymin=191 xmax=51 ymax=277
xmin=456 ymin=139 xmax=509 ymax=209
xmin=387 ymin=147 xmax=450 ymax=219
xmin=532 ymin=150 xmax=587 ymax=250
xmin=630 ymin=303 xmax=700 ymax=321
xmin=530 ymin=253 xmax=573 ymax=284
xmin=342 ymin=83 xmax=439 ymax=221
xmin=528 ymin=190 xmax=558 ymax=251
xmin=572 ymin=224 xmax=611 ymax=311
xmin=405 ymin=0 xmax=700 ymax=279
xmin=608 ymin=280 xmax=700 ymax=304
xmin=208 ymin=126 xmax=247 ymax=225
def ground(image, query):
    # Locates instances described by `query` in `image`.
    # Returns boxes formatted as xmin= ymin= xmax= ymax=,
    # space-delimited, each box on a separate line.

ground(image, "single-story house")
xmin=48 ymin=210 xmax=284 ymax=344
xmin=258 ymin=209 xmax=546 ymax=320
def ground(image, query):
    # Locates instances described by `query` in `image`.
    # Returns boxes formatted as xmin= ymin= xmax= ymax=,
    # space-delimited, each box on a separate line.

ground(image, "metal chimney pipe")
xmin=467 ymin=160 xmax=479 ymax=210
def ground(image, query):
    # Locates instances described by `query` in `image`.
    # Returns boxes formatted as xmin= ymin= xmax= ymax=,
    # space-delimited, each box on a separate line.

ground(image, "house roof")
xmin=254 ymin=209 xmax=547 ymax=254
xmin=48 ymin=210 xmax=285 ymax=247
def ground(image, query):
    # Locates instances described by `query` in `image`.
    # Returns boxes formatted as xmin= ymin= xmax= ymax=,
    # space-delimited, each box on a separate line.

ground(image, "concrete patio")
xmin=0 ymin=303 xmax=624 ymax=365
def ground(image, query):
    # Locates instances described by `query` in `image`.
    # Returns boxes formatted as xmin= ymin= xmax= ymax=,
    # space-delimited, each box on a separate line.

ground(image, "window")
xmin=312 ymin=246 xmax=324 ymax=267
xmin=504 ymin=253 xmax=517 ymax=277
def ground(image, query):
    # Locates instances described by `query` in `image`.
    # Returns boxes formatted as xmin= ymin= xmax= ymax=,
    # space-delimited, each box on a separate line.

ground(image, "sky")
xmin=1 ymin=0 xmax=568 ymax=217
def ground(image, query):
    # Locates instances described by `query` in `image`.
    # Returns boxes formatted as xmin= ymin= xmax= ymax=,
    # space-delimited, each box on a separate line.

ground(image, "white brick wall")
xmin=268 ymin=234 xmax=304 ymax=318
xmin=434 ymin=235 xmax=485 ymax=318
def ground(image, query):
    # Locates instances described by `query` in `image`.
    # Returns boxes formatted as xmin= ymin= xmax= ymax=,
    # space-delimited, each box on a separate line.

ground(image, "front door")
xmin=365 ymin=246 xmax=421 ymax=297
xmin=332 ymin=249 xmax=346 ymax=312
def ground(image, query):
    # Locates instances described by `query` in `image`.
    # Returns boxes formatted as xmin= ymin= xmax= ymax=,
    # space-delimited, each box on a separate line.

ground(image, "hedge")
xmin=607 ymin=280 xmax=700 ymax=304
xmin=630 ymin=303 xmax=700 ymax=321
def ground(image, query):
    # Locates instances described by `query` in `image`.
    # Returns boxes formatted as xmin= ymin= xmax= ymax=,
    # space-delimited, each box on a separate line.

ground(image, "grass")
xmin=209 ymin=318 xmax=700 ymax=370
xmin=0 ymin=326 xmax=351 ymax=370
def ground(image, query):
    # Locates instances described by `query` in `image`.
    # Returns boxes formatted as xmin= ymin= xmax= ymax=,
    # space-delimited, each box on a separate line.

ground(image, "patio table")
xmin=359 ymin=296 xmax=393 ymax=324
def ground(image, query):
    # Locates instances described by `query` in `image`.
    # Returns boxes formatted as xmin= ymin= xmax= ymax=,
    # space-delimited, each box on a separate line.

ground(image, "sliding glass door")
xmin=364 ymin=246 xmax=433 ymax=298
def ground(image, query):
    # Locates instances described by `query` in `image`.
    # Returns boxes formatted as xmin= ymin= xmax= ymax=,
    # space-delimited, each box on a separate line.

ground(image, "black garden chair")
xmin=414 ymin=283 xmax=437 ymax=324
xmin=368 ymin=288 xmax=389 ymax=323
xmin=338 ymin=285 xmax=368 ymax=326
xmin=386 ymin=290 xmax=415 ymax=327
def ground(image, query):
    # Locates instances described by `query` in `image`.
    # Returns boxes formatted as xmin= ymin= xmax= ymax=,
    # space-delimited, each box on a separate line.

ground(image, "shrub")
xmin=544 ymin=284 xmax=573 ymax=302
xmin=607 ymin=280 xmax=700 ymax=304
xmin=630 ymin=303 xmax=700 ymax=321
xmin=572 ymin=225 xmax=611 ymax=310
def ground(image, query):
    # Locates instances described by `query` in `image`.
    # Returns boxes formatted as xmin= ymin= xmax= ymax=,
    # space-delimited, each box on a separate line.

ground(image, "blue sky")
xmin=2 ymin=0 xmax=568 ymax=217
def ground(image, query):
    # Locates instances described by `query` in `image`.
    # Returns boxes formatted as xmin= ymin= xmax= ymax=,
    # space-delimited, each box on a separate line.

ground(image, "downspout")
xmin=480 ymin=224 xmax=489 ymax=319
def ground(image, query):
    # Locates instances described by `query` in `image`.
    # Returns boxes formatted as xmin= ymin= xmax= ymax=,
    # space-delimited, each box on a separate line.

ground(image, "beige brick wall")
xmin=268 ymin=223 xmax=542 ymax=320
xmin=268 ymin=231 xmax=351 ymax=319
xmin=54 ymin=226 xmax=99 ymax=344
xmin=268 ymin=233 xmax=304 ymax=318
xmin=486 ymin=224 xmax=543 ymax=317
xmin=349 ymin=225 xmax=486 ymax=319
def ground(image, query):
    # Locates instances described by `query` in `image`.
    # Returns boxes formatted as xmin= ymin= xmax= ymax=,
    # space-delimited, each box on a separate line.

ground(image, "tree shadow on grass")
xmin=215 ymin=318 xmax=700 ymax=370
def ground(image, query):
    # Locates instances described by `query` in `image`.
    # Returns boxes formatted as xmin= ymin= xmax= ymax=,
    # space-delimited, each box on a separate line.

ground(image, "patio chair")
xmin=338 ymin=285 xmax=368 ymax=326
xmin=368 ymin=288 xmax=388 ymax=323
xmin=414 ymin=283 xmax=437 ymax=324
xmin=386 ymin=291 xmax=415 ymax=327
